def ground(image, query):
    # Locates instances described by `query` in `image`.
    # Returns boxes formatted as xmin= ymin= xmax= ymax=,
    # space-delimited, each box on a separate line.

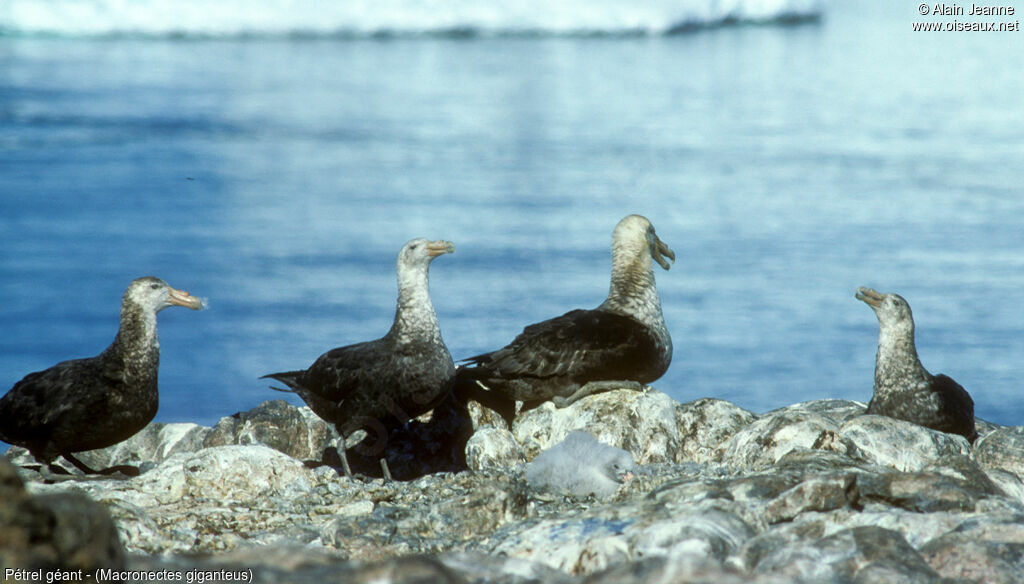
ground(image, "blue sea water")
xmin=2 ymin=0 xmax=1023 ymax=444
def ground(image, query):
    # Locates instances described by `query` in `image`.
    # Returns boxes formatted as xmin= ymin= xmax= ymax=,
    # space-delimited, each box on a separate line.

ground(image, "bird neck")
xmin=600 ymin=251 xmax=664 ymax=327
xmin=874 ymin=323 xmax=929 ymax=392
xmin=389 ymin=264 xmax=441 ymax=343
xmin=105 ymin=300 xmax=161 ymax=371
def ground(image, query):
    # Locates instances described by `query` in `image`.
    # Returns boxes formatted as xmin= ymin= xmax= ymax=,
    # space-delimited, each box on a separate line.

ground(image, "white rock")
xmin=973 ymin=426 xmax=1024 ymax=479
xmin=513 ymin=388 xmax=680 ymax=464
xmin=626 ymin=507 xmax=755 ymax=561
xmin=770 ymin=400 xmax=867 ymax=425
xmin=980 ymin=468 xmax=1024 ymax=506
xmin=716 ymin=409 xmax=841 ymax=470
xmin=490 ymin=516 xmax=633 ymax=575
xmin=840 ymin=415 xmax=970 ymax=472
xmin=182 ymin=445 xmax=314 ymax=500
xmin=465 ymin=426 xmax=525 ymax=470
xmin=675 ymin=398 xmax=758 ymax=463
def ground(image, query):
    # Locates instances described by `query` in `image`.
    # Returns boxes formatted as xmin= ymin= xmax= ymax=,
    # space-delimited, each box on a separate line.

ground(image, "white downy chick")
xmin=526 ymin=431 xmax=635 ymax=499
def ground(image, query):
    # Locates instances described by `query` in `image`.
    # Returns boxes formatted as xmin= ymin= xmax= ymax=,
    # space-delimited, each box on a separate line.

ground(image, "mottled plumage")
xmin=262 ymin=239 xmax=456 ymax=474
xmin=0 ymin=277 xmax=203 ymax=473
xmin=457 ymin=214 xmax=673 ymax=407
xmin=856 ymin=287 xmax=977 ymax=442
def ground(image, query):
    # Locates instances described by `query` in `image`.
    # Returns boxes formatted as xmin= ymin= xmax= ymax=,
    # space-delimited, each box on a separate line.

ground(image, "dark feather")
xmin=0 ymin=277 xmax=200 ymax=467
xmin=867 ymin=373 xmax=977 ymax=441
xmin=457 ymin=216 xmax=673 ymax=406
xmin=458 ymin=308 xmax=668 ymax=403
xmin=1 ymin=355 xmax=157 ymax=461
xmin=858 ymin=287 xmax=978 ymax=442
xmin=266 ymin=339 xmax=455 ymax=437
xmin=261 ymin=239 xmax=456 ymax=441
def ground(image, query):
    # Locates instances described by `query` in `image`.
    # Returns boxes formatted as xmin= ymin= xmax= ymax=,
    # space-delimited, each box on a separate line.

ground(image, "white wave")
xmin=0 ymin=0 xmax=822 ymax=38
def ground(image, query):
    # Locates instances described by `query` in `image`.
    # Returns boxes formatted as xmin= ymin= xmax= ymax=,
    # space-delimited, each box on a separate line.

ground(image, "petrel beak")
xmin=654 ymin=237 xmax=674 ymax=271
xmin=619 ymin=470 xmax=635 ymax=483
xmin=855 ymin=287 xmax=884 ymax=308
xmin=168 ymin=287 xmax=203 ymax=310
xmin=426 ymin=240 xmax=455 ymax=258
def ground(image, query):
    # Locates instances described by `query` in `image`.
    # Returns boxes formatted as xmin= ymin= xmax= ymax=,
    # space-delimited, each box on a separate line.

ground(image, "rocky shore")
xmin=4 ymin=388 xmax=1024 ymax=583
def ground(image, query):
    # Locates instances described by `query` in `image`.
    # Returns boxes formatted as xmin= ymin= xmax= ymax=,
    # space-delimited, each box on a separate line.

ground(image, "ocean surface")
xmin=2 ymin=0 xmax=1023 ymax=442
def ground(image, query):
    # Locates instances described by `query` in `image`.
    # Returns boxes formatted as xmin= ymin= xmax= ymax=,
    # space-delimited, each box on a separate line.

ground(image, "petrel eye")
xmin=150 ymin=283 xmax=161 ymax=290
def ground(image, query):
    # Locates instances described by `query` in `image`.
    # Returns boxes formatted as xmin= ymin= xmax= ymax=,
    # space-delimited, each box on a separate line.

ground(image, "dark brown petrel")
xmin=457 ymin=214 xmax=674 ymax=409
xmin=0 ymin=276 xmax=203 ymax=475
xmin=856 ymin=287 xmax=977 ymax=442
xmin=263 ymin=238 xmax=456 ymax=479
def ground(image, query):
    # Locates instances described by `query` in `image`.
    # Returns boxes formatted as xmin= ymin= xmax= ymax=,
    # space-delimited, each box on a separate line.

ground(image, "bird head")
xmin=127 ymin=276 xmax=203 ymax=313
xmin=613 ymin=214 xmax=674 ymax=271
xmin=856 ymin=287 xmax=914 ymax=335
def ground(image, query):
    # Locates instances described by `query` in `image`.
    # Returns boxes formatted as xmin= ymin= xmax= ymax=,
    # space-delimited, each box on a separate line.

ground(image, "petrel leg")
xmin=340 ymin=450 xmax=353 ymax=478
xmin=44 ymin=463 xmax=73 ymax=476
xmin=380 ymin=458 xmax=393 ymax=483
xmin=61 ymin=452 xmax=100 ymax=474
xmin=552 ymin=380 xmax=644 ymax=408
xmin=98 ymin=464 xmax=141 ymax=477
xmin=62 ymin=452 xmax=141 ymax=477
xmin=320 ymin=446 xmax=353 ymax=477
